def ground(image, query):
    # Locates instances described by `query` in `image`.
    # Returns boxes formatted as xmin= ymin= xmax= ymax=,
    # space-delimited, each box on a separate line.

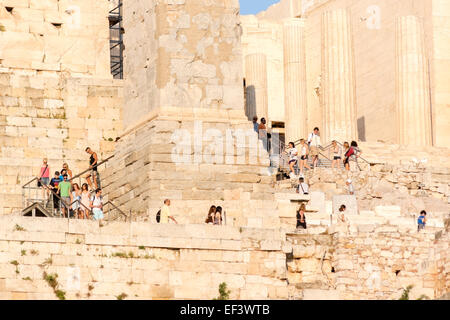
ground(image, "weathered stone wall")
xmin=0 ymin=216 xmax=288 ymax=300
xmin=0 ymin=216 xmax=447 ymax=300
xmin=122 ymin=0 xmax=245 ymax=130
xmin=241 ymin=16 xmax=285 ymax=123
xmin=287 ymin=226 xmax=449 ymax=300
xmin=0 ymin=0 xmax=111 ymax=77
xmin=0 ymin=73 xmax=123 ymax=215
xmin=102 ymin=115 xmax=284 ymax=228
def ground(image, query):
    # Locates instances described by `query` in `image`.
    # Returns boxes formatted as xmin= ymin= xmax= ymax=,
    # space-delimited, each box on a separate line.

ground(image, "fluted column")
xmin=283 ymin=18 xmax=308 ymax=142
xmin=321 ymin=9 xmax=357 ymax=143
xmin=396 ymin=16 xmax=432 ymax=146
xmin=245 ymin=53 xmax=268 ymax=121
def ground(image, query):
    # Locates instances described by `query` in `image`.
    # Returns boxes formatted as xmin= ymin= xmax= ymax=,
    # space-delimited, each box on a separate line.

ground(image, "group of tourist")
xmin=253 ymin=116 xmax=271 ymax=151
xmin=37 ymin=147 xmax=104 ymax=221
xmin=285 ymin=127 xmax=363 ymax=177
xmin=297 ymin=204 xmax=428 ymax=232
xmin=205 ymin=205 xmax=224 ymax=225
xmin=155 ymin=200 xmax=226 ymax=226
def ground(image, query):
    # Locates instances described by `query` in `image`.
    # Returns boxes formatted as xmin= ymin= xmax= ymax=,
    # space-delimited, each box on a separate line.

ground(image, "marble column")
xmin=396 ymin=16 xmax=432 ymax=146
xmin=321 ymin=9 xmax=357 ymax=143
xmin=245 ymin=53 xmax=269 ymax=121
xmin=283 ymin=18 xmax=308 ymax=143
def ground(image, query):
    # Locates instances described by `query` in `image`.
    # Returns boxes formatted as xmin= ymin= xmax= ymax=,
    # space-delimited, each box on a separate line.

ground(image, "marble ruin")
xmin=0 ymin=0 xmax=449 ymax=300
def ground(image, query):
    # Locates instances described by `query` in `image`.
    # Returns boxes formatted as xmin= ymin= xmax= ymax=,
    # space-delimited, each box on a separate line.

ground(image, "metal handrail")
xmin=22 ymin=177 xmax=125 ymax=221
xmin=69 ymin=155 xmax=115 ymax=183
xmin=103 ymin=201 xmax=128 ymax=220
xmin=278 ymin=139 xmax=371 ymax=167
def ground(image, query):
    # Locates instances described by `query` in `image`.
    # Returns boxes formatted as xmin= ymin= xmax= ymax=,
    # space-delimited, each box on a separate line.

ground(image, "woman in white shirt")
xmin=90 ymin=189 xmax=104 ymax=221
xmin=286 ymin=142 xmax=298 ymax=175
xmin=298 ymin=139 xmax=311 ymax=176
xmin=330 ymin=140 xmax=342 ymax=169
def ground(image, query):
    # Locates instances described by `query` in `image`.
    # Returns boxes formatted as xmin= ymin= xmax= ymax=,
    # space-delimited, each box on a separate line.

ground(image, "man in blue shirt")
xmin=252 ymin=116 xmax=259 ymax=133
xmin=418 ymin=210 xmax=427 ymax=232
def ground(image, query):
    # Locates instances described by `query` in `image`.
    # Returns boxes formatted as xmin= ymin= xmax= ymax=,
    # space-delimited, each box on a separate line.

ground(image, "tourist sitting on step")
xmin=331 ymin=140 xmax=342 ymax=170
xmin=417 ymin=210 xmax=427 ymax=232
xmin=160 ymin=199 xmax=178 ymax=224
xmin=205 ymin=205 xmax=216 ymax=224
xmin=346 ymin=179 xmax=355 ymax=195
xmin=297 ymin=177 xmax=309 ymax=195
xmin=286 ymin=142 xmax=298 ymax=176
xmin=338 ymin=205 xmax=347 ymax=223
xmin=296 ymin=204 xmax=307 ymax=230
xmin=298 ymin=139 xmax=311 ymax=176
xmin=214 ymin=206 xmax=223 ymax=225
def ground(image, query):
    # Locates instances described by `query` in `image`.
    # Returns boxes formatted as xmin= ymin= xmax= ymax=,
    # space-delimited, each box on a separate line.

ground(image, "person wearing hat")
xmin=346 ymin=179 xmax=355 ymax=195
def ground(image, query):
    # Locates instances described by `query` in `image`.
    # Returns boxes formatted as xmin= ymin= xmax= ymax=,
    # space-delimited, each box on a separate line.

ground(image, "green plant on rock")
xmin=21 ymin=250 xmax=27 ymax=256
xmin=11 ymin=260 xmax=20 ymax=274
xmin=41 ymin=257 xmax=53 ymax=266
xmin=417 ymin=294 xmax=430 ymax=300
xmin=43 ymin=272 xmax=66 ymax=300
xmin=0 ymin=24 xmax=6 ymax=32
xmin=55 ymin=290 xmax=66 ymax=300
xmin=111 ymin=252 xmax=127 ymax=258
xmin=116 ymin=293 xmax=128 ymax=300
xmin=43 ymin=272 xmax=58 ymax=289
xmin=399 ymin=285 xmax=414 ymax=300
xmin=213 ymin=282 xmax=231 ymax=300
xmin=14 ymin=224 xmax=25 ymax=231
xmin=30 ymin=249 xmax=39 ymax=255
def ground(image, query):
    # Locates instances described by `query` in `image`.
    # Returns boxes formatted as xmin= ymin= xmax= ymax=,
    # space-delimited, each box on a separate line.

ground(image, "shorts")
xmin=86 ymin=168 xmax=98 ymax=178
xmin=418 ymin=224 xmax=425 ymax=231
xmin=93 ymin=208 xmax=104 ymax=220
xmin=334 ymin=156 xmax=341 ymax=160
xmin=41 ymin=177 xmax=50 ymax=185
xmin=310 ymin=146 xmax=319 ymax=157
xmin=300 ymin=156 xmax=307 ymax=161
xmin=296 ymin=221 xmax=307 ymax=229
xmin=344 ymin=157 xmax=350 ymax=165
xmin=61 ymin=196 xmax=71 ymax=208
xmin=289 ymin=160 xmax=297 ymax=165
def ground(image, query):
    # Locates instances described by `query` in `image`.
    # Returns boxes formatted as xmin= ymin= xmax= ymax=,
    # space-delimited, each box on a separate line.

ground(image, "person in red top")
xmin=39 ymin=158 xmax=50 ymax=201
xmin=343 ymin=142 xmax=354 ymax=171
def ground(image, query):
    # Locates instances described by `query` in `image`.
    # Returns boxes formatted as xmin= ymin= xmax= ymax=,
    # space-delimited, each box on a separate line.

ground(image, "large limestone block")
xmin=374 ymin=206 xmax=402 ymax=217
xmin=302 ymin=289 xmax=341 ymax=300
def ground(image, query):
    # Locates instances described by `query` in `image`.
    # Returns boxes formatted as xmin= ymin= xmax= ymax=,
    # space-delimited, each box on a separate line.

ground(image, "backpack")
xmin=418 ymin=215 xmax=425 ymax=225
xmin=156 ymin=209 xmax=161 ymax=223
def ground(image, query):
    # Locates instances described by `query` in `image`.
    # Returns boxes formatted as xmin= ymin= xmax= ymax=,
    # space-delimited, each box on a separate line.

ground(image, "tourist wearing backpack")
xmin=418 ymin=210 xmax=427 ymax=232
xmin=158 ymin=199 xmax=178 ymax=224
xmin=90 ymin=189 xmax=104 ymax=221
